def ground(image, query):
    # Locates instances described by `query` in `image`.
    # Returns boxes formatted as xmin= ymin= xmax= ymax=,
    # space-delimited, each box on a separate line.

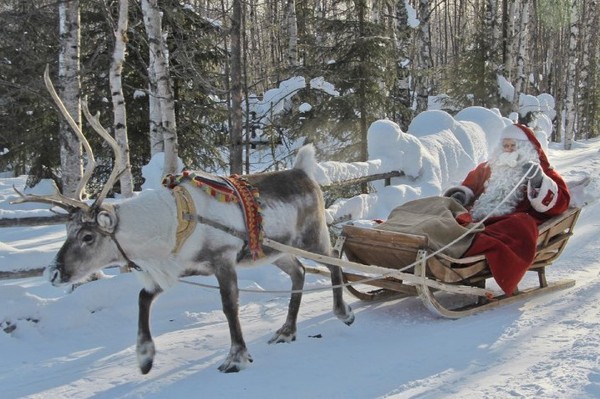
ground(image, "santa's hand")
xmin=522 ymin=161 xmax=543 ymax=188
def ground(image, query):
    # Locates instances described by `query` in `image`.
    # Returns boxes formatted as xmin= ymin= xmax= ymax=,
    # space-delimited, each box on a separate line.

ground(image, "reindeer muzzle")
xmin=44 ymin=263 xmax=70 ymax=287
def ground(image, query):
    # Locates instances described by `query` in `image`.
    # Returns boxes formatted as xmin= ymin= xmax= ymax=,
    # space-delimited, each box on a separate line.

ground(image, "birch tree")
xmin=511 ymin=0 xmax=530 ymax=113
xmin=286 ymin=0 xmax=299 ymax=67
xmin=109 ymin=0 xmax=133 ymax=197
xmin=503 ymin=0 xmax=519 ymax=77
xmin=393 ymin=0 xmax=413 ymax=129
xmin=414 ymin=0 xmax=433 ymax=113
xmin=148 ymin=57 xmax=163 ymax=156
xmin=563 ymin=0 xmax=579 ymax=149
xmin=58 ymin=0 xmax=83 ymax=198
xmin=578 ymin=0 xmax=598 ymax=138
xmin=141 ymin=0 xmax=179 ymax=175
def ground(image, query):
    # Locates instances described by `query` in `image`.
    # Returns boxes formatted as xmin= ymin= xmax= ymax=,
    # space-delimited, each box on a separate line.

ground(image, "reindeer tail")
xmin=293 ymin=144 xmax=317 ymax=179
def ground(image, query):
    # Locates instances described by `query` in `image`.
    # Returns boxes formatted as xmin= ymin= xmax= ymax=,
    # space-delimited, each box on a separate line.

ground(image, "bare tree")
xmin=563 ymin=0 xmax=580 ymax=149
xmin=109 ymin=0 xmax=134 ymax=197
xmin=58 ymin=0 xmax=83 ymax=198
xmin=511 ymin=0 xmax=531 ymax=112
xmin=578 ymin=0 xmax=598 ymax=139
xmin=414 ymin=0 xmax=433 ymax=113
xmin=286 ymin=0 xmax=299 ymax=67
xmin=141 ymin=0 xmax=179 ymax=175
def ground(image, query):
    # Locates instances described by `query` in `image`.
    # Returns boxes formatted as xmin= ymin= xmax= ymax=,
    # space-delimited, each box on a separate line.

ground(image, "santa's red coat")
xmin=459 ymin=160 xmax=570 ymax=295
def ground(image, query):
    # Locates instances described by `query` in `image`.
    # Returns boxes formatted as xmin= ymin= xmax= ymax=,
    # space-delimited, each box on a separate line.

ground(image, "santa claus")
xmin=444 ymin=123 xmax=570 ymax=295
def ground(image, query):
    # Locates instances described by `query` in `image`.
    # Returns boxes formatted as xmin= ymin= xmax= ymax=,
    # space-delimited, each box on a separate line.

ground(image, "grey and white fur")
xmin=43 ymin=144 xmax=355 ymax=374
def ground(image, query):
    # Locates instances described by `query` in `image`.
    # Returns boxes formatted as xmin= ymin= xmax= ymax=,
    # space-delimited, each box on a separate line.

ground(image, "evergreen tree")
xmin=292 ymin=1 xmax=395 ymax=163
xmin=440 ymin=3 xmax=504 ymax=112
xmin=0 ymin=1 xmax=60 ymax=181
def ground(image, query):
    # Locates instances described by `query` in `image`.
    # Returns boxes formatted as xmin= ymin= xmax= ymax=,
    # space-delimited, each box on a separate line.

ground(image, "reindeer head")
xmin=13 ymin=66 xmax=128 ymax=286
xmin=46 ymin=205 xmax=124 ymax=286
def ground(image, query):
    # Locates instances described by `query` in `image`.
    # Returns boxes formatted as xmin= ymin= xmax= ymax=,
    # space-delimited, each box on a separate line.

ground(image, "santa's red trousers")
xmin=463 ymin=212 xmax=539 ymax=295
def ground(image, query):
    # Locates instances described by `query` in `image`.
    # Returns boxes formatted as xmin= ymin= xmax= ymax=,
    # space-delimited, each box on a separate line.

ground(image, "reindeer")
xmin=14 ymin=68 xmax=355 ymax=374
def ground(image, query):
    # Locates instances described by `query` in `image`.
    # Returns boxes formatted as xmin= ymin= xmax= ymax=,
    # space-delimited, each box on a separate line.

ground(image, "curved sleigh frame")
xmin=334 ymin=207 xmax=581 ymax=318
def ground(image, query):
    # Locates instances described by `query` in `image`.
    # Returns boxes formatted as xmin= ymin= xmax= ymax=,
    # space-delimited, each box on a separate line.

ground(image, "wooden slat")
xmin=342 ymin=225 xmax=428 ymax=249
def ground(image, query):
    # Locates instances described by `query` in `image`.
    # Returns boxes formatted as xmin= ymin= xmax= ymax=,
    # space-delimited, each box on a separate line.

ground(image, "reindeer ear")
xmin=96 ymin=210 xmax=117 ymax=233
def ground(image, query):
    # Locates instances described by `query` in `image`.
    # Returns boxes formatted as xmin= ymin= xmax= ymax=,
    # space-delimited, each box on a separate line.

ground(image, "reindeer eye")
xmin=82 ymin=233 xmax=94 ymax=244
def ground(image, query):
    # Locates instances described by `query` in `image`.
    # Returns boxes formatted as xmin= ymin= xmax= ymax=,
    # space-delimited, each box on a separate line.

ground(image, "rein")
xmin=125 ymin=165 xmax=536 ymax=296
xmin=177 ymin=165 xmax=535 ymax=296
xmin=111 ymin=231 xmax=143 ymax=271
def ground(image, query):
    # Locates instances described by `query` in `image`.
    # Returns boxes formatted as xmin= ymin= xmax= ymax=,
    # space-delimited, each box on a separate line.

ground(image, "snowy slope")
xmin=1 ymin=135 xmax=599 ymax=398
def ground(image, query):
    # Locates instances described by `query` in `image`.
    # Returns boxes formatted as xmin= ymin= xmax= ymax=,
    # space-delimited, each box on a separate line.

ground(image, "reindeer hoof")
xmin=268 ymin=323 xmax=297 ymax=344
xmin=342 ymin=312 xmax=355 ymax=326
xmin=137 ymin=339 xmax=156 ymax=375
xmin=139 ymin=359 xmax=154 ymax=375
xmin=337 ymin=303 xmax=355 ymax=326
xmin=268 ymin=331 xmax=296 ymax=344
xmin=218 ymin=349 xmax=253 ymax=373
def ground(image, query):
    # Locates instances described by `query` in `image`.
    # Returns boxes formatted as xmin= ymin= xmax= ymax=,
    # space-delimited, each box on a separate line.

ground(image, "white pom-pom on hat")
xmin=500 ymin=124 xmax=529 ymax=141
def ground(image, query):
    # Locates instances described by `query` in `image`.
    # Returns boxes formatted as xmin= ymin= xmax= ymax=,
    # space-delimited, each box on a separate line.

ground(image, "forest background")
xmin=0 ymin=0 xmax=598 ymax=199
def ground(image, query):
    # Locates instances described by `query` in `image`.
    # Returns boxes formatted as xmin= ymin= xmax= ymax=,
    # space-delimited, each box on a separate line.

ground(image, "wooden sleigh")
xmin=264 ymin=207 xmax=581 ymax=319
xmin=332 ymin=207 xmax=581 ymax=318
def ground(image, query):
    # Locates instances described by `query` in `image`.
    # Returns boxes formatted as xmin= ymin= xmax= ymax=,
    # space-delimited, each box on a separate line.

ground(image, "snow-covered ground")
xmin=1 ymin=112 xmax=600 ymax=398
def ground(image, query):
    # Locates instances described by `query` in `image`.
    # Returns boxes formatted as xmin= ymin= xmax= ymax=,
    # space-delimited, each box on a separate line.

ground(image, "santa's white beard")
xmin=496 ymin=151 xmax=520 ymax=167
xmin=470 ymin=166 xmax=525 ymax=221
xmin=470 ymin=142 xmax=539 ymax=222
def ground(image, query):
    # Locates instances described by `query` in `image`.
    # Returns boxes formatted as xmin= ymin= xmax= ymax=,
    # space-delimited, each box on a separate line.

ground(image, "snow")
xmin=2 ymin=108 xmax=600 ymax=398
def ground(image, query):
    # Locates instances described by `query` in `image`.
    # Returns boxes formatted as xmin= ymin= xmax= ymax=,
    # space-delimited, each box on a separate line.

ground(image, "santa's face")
xmin=502 ymin=138 xmax=517 ymax=153
xmin=491 ymin=138 xmax=538 ymax=170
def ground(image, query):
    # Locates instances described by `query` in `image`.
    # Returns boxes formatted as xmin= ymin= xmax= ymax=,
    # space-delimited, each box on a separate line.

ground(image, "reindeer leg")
xmin=269 ymin=255 xmax=305 ymax=344
xmin=215 ymin=262 xmax=253 ymax=373
xmin=137 ymin=287 xmax=161 ymax=374
xmin=325 ymin=264 xmax=355 ymax=325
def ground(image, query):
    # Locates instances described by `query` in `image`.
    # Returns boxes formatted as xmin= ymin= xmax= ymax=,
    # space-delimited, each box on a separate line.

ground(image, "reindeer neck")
xmin=114 ymin=188 xmax=178 ymax=255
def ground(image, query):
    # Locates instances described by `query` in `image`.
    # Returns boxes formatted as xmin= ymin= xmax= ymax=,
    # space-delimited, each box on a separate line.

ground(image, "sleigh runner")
xmin=265 ymin=206 xmax=581 ymax=318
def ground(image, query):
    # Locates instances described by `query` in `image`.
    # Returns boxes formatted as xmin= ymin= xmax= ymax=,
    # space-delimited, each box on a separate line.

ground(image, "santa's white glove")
xmin=444 ymin=187 xmax=467 ymax=206
xmin=522 ymin=161 xmax=543 ymax=188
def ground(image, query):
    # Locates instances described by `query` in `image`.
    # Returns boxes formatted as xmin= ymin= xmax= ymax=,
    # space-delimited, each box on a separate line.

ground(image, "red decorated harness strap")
xmin=162 ymin=172 xmax=265 ymax=260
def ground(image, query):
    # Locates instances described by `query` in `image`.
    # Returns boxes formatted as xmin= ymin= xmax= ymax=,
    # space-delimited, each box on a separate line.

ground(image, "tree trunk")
xmin=563 ymin=0 xmax=579 ymax=149
xmin=504 ymin=0 xmax=518 ymax=80
xmin=578 ymin=0 xmax=597 ymax=139
xmin=141 ymin=0 xmax=179 ymax=175
xmin=414 ymin=0 xmax=433 ymax=114
xmin=110 ymin=0 xmax=134 ymax=197
xmin=286 ymin=0 xmax=299 ymax=67
xmin=58 ymin=0 xmax=83 ymax=199
xmin=148 ymin=57 xmax=163 ymax=156
xmin=230 ymin=0 xmax=243 ymax=175
xmin=512 ymin=0 xmax=530 ymax=113
xmin=356 ymin=0 xmax=368 ymax=166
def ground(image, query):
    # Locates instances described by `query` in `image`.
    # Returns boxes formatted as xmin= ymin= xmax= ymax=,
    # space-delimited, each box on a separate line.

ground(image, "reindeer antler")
xmin=43 ymin=65 xmax=96 ymax=202
xmin=11 ymin=181 xmax=90 ymax=213
xmin=81 ymin=100 xmax=126 ymax=208
xmin=30 ymin=65 xmax=126 ymax=211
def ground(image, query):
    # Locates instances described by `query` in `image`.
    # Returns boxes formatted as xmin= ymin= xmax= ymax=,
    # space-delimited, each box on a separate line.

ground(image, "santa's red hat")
xmin=500 ymin=123 xmax=550 ymax=170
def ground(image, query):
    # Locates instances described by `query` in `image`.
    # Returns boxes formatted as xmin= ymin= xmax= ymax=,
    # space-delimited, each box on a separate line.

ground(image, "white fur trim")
xmin=501 ymin=124 xmax=528 ymax=141
xmin=528 ymin=174 xmax=558 ymax=212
